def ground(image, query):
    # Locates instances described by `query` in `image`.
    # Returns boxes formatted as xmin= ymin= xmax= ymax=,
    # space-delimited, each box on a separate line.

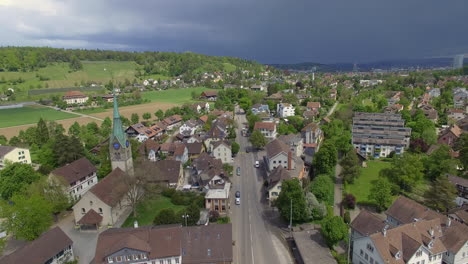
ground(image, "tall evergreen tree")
xmin=36 ymin=118 xmax=49 ymax=146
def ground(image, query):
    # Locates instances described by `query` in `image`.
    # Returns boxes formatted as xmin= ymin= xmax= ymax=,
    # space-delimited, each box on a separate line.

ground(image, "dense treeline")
xmin=0 ymin=47 xmax=263 ymax=75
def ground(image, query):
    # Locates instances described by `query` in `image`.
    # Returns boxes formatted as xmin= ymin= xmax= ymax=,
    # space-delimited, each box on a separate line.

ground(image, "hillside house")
xmin=210 ymin=140 xmax=232 ymax=164
xmin=277 ymin=103 xmax=295 ymax=118
xmin=0 ymin=146 xmax=31 ymax=169
xmin=254 ymin=122 xmax=277 ymax=139
xmin=63 ymin=91 xmax=89 ymax=105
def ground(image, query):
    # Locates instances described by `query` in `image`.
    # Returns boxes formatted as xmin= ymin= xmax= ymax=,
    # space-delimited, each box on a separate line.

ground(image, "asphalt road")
xmin=231 ymin=108 xmax=293 ymax=264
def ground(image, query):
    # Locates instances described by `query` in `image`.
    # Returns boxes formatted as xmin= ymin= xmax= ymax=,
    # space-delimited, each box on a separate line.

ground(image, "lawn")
xmin=122 ymin=195 xmax=185 ymax=227
xmin=345 ymin=161 xmax=391 ymax=204
xmin=0 ymin=105 xmax=79 ymax=128
xmin=142 ymin=87 xmax=215 ymax=104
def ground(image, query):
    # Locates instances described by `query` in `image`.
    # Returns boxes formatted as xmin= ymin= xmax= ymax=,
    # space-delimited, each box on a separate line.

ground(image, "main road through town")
xmin=230 ymin=106 xmax=293 ymax=264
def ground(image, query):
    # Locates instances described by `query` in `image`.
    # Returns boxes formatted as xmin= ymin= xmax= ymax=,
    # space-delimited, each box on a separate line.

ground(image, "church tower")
xmin=109 ymin=91 xmax=134 ymax=175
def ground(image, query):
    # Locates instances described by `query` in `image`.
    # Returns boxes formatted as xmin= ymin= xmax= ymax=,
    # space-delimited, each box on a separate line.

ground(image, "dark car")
xmin=235 ymin=191 xmax=240 ymax=198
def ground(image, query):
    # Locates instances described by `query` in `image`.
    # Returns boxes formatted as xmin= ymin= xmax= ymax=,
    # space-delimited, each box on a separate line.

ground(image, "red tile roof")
xmin=90 ymin=168 xmax=128 ymax=207
xmin=254 ymin=122 xmax=276 ymax=131
xmin=51 ymin=157 xmax=97 ymax=185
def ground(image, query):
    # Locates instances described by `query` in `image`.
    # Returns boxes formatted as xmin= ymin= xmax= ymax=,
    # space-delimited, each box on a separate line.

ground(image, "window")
xmin=416 ymin=250 xmax=422 ymax=257
xmin=273 ymin=160 xmax=276 ymax=164
xmin=81 ymin=208 xmax=85 ymax=214
xmin=278 ymin=160 xmax=282 ymax=164
xmin=116 ymin=256 xmax=122 ymax=262
xmin=160 ymin=261 xmax=163 ymax=264
xmin=107 ymin=257 xmax=114 ymax=263
xmin=141 ymin=254 xmax=147 ymax=259
xmin=167 ymin=260 xmax=172 ymax=264
xmin=360 ymin=249 xmax=364 ymax=256
xmin=175 ymin=258 xmax=179 ymax=264
xmin=365 ymin=253 xmax=368 ymax=260
xmin=99 ymin=208 xmax=103 ymax=213
xmin=90 ymin=201 xmax=93 ymax=206
xmin=370 ymin=258 xmax=374 ymax=264
xmin=422 ymin=260 xmax=425 ymax=264
xmin=367 ymin=243 xmax=374 ymax=252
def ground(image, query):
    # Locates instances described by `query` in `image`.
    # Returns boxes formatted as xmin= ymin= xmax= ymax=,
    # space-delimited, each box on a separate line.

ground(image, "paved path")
xmin=326 ymin=101 xmax=339 ymax=117
xmin=231 ymin=107 xmax=293 ymax=264
xmin=44 ymin=105 xmax=104 ymax=122
xmin=334 ymin=164 xmax=343 ymax=216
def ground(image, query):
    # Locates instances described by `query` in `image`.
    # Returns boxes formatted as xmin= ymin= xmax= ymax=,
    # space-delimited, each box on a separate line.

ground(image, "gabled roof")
xmin=78 ymin=209 xmax=103 ymax=225
xmin=163 ymin=115 xmax=182 ymax=126
xmin=63 ymin=90 xmax=87 ymax=98
xmin=254 ymin=122 xmax=276 ymax=131
xmin=268 ymin=166 xmax=291 ymax=190
xmin=350 ymin=210 xmax=387 ymax=236
xmin=201 ymin=90 xmax=218 ymax=97
xmin=211 ymin=140 xmax=231 ymax=150
xmin=448 ymin=174 xmax=468 ymax=188
xmin=385 ymin=196 xmax=446 ymax=224
xmin=0 ymin=227 xmax=72 ymax=264
xmin=440 ymin=221 xmax=468 ymax=254
xmin=186 ymin=142 xmax=203 ymax=155
xmin=266 ymin=139 xmax=290 ymax=159
xmin=301 ymin=122 xmax=320 ymax=132
xmin=90 ymin=168 xmax=129 ymax=207
xmin=278 ymin=133 xmax=302 ymax=145
xmin=193 ymin=153 xmax=223 ymax=172
xmin=0 ymin=146 xmax=16 ymax=159
xmin=152 ymin=160 xmax=182 ymax=184
xmin=307 ymin=102 xmax=321 ymax=108
xmin=199 ymin=115 xmax=209 ymax=124
xmin=173 ymin=143 xmax=187 ymax=156
xmin=138 ymin=140 xmax=160 ymax=155
xmin=51 ymin=157 xmax=97 ymax=185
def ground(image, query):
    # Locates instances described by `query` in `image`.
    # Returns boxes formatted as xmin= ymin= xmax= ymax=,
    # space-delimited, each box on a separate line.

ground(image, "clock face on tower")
xmin=113 ymin=143 xmax=120 ymax=150
xmin=126 ymin=140 xmax=130 ymax=148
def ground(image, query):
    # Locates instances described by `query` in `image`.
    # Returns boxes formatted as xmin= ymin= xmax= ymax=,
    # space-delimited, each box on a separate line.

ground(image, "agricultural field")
xmin=0 ymin=61 xmax=137 ymax=101
xmin=142 ymin=87 xmax=214 ymax=104
xmin=89 ymin=102 xmax=177 ymax=120
xmin=0 ymin=105 xmax=79 ymax=128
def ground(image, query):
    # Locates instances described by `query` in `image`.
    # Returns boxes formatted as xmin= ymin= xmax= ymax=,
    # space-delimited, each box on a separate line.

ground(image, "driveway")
xmin=334 ymin=164 xmax=343 ymax=216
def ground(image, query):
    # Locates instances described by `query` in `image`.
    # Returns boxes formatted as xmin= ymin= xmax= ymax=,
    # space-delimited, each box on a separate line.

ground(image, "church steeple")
xmin=109 ymin=89 xmax=133 ymax=175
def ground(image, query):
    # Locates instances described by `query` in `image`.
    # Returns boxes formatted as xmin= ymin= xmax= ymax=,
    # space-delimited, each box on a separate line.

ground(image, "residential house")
xmin=278 ymin=134 xmax=303 ymax=157
xmin=383 ymin=104 xmax=404 ymax=114
xmin=453 ymin=88 xmax=468 ymax=109
xmin=265 ymin=92 xmax=283 ymax=101
xmin=265 ymin=139 xmax=301 ymax=174
xmin=267 ymin=166 xmax=291 ymax=202
xmin=162 ymin=115 xmax=183 ymax=130
xmin=352 ymin=112 xmax=411 ymax=158
xmin=448 ymin=205 xmax=468 ymax=226
xmin=63 ymin=91 xmax=89 ymax=105
xmin=185 ymin=142 xmax=204 ymax=160
xmin=179 ymin=119 xmax=199 ymax=136
xmin=251 ymin=104 xmax=270 ymax=115
xmin=306 ymin=102 xmax=321 ymax=112
xmin=277 ymin=103 xmax=295 ymax=118
xmin=438 ymin=125 xmax=462 ymax=147
xmin=204 ymin=125 xmax=227 ymax=147
xmin=0 ymin=146 xmax=31 ymax=169
xmin=137 ymin=140 xmax=160 ymax=161
xmin=192 ymin=153 xmax=226 ymax=187
xmin=187 ymin=134 xmax=204 ymax=144
xmin=192 ymin=102 xmax=210 ymax=113
xmin=428 ymin=88 xmax=441 ymax=98
xmin=448 ymin=109 xmax=466 ymax=121
xmin=253 ymin=122 xmax=277 ymax=139
xmin=350 ymin=210 xmax=386 ymax=246
xmin=198 ymin=115 xmax=209 ymax=126
xmin=93 ymin=94 xmax=114 ymax=103
xmin=125 ymin=123 xmax=157 ymax=142
xmin=251 ymin=84 xmax=266 ymax=92
xmin=329 ymin=88 xmax=337 ymax=100
xmin=50 ymin=157 xmax=98 ymax=201
xmin=72 ymin=168 xmax=129 ymax=228
xmin=448 ymin=175 xmax=468 ymax=206
xmin=301 ymin=122 xmax=323 ymax=145
xmin=0 ymin=227 xmax=74 ymax=264
xmin=456 ymin=117 xmax=468 ymax=132
xmin=205 ymin=181 xmax=231 ymax=215
xmin=160 ymin=142 xmax=176 ymax=156
xmin=93 ymin=224 xmax=233 ymax=264
xmin=303 ymin=110 xmax=319 ymax=120
xmin=150 ymin=160 xmax=183 ymax=188
xmin=417 ymin=104 xmax=439 ymax=122
xmin=210 ymin=140 xmax=232 ymax=164
xmin=200 ymin=90 xmax=218 ymax=101
xmin=150 ymin=122 xmax=166 ymax=138
xmin=173 ymin=143 xmax=189 ymax=164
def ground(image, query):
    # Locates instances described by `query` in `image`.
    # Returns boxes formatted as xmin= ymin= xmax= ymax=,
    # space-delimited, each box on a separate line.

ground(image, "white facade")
xmin=73 ymin=191 xmax=128 ymax=227
xmin=444 ymin=241 xmax=468 ymax=264
xmin=211 ymin=142 xmax=232 ymax=164
xmin=135 ymin=134 xmax=149 ymax=142
xmin=267 ymin=153 xmax=295 ymax=171
xmin=353 ymin=143 xmax=404 ymax=158
xmin=277 ymin=103 xmax=295 ymax=118
xmin=268 ymin=181 xmax=282 ymax=201
xmin=0 ymin=147 xmax=31 ymax=169
xmin=257 ymin=127 xmax=277 ymax=139
xmin=179 ymin=123 xmax=198 ymax=136
xmin=64 ymin=96 xmax=89 ymax=105
xmin=352 ymin=237 xmax=386 ymax=264
xmin=68 ymin=173 xmax=98 ymax=201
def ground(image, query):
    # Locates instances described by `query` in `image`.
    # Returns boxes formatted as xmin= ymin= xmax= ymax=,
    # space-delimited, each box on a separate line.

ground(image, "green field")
xmin=0 ymin=61 xmax=138 ymax=101
xmin=122 ymin=195 xmax=185 ymax=227
xmin=0 ymin=105 xmax=78 ymax=128
xmin=142 ymin=87 xmax=215 ymax=104
xmin=345 ymin=161 xmax=391 ymax=204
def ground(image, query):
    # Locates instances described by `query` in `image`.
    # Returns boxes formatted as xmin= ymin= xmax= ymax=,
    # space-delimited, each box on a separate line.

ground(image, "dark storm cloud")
xmin=0 ymin=0 xmax=467 ymax=63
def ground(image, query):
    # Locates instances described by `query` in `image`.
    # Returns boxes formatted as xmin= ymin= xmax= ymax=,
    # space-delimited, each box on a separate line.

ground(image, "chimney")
xmin=383 ymin=227 xmax=387 ymax=237
xmin=429 ymin=227 xmax=434 ymax=237
xmin=447 ymin=218 xmax=452 ymax=227
xmin=134 ymin=220 xmax=139 ymax=228
xmin=288 ymin=151 xmax=292 ymax=170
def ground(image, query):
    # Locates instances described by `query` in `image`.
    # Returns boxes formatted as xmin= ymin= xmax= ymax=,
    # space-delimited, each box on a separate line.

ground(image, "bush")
xmin=217 ymin=217 xmax=231 ymax=224
xmin=344 ymin=211 xmax=351 ymax=224
xmin=153 ymin=208 xmax=178 ymax=225
xmin=209 ymin=210 xmax=220 ymax=222
xmin=161 ymin=188 xmax=176 ymax=198
xmin=342 ymin=194 xmax=356 ymax=209
xmin=310 ymin=174 xmax=334 ymax=205
xmin=321 ymin=216 xmax=348 ymax=247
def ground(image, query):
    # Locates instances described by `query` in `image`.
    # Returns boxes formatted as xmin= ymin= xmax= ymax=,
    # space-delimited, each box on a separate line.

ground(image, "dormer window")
xmin=107 ymin=257 xmax=114 ymax=263
xmin=395 ymin=251 xmax=401 ymax=260
xmin=416 ymin=250 xmax=422 ymax=257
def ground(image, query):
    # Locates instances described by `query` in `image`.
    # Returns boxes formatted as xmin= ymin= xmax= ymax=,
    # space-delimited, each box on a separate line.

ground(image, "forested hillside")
xmin=0 ymin=47 xmax=263 ymax=76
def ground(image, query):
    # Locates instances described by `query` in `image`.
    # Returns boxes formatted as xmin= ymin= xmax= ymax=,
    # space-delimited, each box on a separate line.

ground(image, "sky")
xmin=0 ymin=0 xmax=467 ymax=64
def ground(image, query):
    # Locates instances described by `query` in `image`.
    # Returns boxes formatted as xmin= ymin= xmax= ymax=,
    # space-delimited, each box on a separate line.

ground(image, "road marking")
xmin=248 ymin=195 xmax=255 ymax=264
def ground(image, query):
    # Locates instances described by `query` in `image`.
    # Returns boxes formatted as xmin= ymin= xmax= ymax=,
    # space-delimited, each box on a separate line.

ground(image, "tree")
xmin=0 ymin=194 xmax=53 ymax=241
xmin=69 ymin=56 xmax=83 ymax=71
xmin=131 ymin=113 xmax=139 ymax=124
xmin=184 ymin=202 xmax=201 ymax=226
xmin=142 ymin=112 xmax=151 ymax=120
xmin=231 ymin=142 xmax=240 ymax=155
xmin=424 ymin=145 xmax=457 ymax=181
xmin=368 ymin=178 xmax=393 ymax=212
xmin=342 ymin=194 xmax=356 ymax=209
xmin=321 ymin=216 xmax=348 ymax=247
xmin=53 ymin=135 xmax=85 ymax=167
xmin=68 ymin=121 xmax=81 ymax=137
xmin=340 ymin=149 xmax=361 ymax=184
xmin=305 ymin=192 xmax=327 ymax=220
xmin=310 ymin=174 xmax=334 ymax=204
xmin=380 ymin=153 xmax=424 ymax=192
xmin=155 ymin=110 xmax=164 ymax=120
xmin=153 ymin=208 xmax=178 ymax=225
xmin=424 ymin=177 xmax=457 ymax=212
xmin=36 ymin=118 xmax=49 ymax=146
xmin=313 ymin=142 xmax=337 ymax=175
xmin=249 ymin=130 xmax=267 ymax=149
xmin=276 ymin=179 xmax=308 ymax=223
xmin=0 ymin=163 xmax=41 ymax=200
xmin=0 ymin=135 xmax=7 ymax=145
xmin=27 ymin=177 xmax=71 ymax=214
xmin=100 ymin=117 xmax=112 ymax=137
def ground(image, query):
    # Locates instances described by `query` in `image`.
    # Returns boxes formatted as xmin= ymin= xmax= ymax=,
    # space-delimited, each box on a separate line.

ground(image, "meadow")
xmin=142 ymin=87 xmax=214 ymax=104
xmin=0 ymin=105 xmax=79 ymax=128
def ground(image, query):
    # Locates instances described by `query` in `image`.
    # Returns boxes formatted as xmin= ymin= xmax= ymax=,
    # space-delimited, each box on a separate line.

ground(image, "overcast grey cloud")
xmin=0 ymin=0 xmax=467 ymax=63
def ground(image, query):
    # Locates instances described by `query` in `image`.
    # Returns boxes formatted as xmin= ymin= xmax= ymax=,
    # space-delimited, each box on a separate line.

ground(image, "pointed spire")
xmin=111 ymin=89 xmax=126 ymax=146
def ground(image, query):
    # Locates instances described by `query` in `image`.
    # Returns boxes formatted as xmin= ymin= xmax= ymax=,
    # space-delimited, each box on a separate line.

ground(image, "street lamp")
xmin=182 ymin=214 xmax=190 ymax=226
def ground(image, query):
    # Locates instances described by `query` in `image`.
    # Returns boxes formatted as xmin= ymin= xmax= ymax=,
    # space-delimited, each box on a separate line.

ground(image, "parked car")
xmin=255 ymin=160 xmax=260 ymax=168
xmin=235 ymin=197 xmax=240 ymax=205
xmin=235 ymin=191 xmax=240 ymax=198
xmin=236 ymin=167 xmax=241 ymax=176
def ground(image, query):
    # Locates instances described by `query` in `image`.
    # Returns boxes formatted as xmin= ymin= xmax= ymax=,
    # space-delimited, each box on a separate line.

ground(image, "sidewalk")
xmin=333 ymin=164 xmax=343 ymax=216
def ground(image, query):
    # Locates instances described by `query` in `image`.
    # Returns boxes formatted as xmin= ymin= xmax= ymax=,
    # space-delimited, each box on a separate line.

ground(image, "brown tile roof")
xmin=303 ymin=110 xmax=318 ymax=119
xmin=201 ymin=90 xmax=218 ymax=97
xmin=127 ymin=123 xmax=157 ymax=138
xmin=193 ymin=153 xmax=223 ymax=171
xmin=160 ymin=143 xmax=176 ymax=153
xmin=181 ymin=224 xmax=233 ymax=264
xmin=254 ymin=122 xmax=276 ymax=131
xmin=440 ymin=221 xmax=468 ymax=253
xmin=301 ymin=122 xmax=319 ymax=132
xmin=63 ymin=90 xmax=87 ymax=99
xmin=51 ymin=157 xmax=97 ymax=185
xmin=138 ymin=140 xmax=160 ymax=155
xmin=185 ymin=142 xmax=203 ymax=155
xmin=90 ymin=168 xmax=129 ymax=207
xmin=211 ymin=140 xmax=230 ymax=150
xmin=173 ymin=143 xmax=186 ymax=156
xmin=0 ymin=146 xmax=15 ymax=159
xmin=370 ymin=219 xmax=446 ymax=264
xmin=0 ymin=227 xmax=72 ymax=264
xmin=266 ymin=139 xmax=290 ymax=159
xmin=78 ymin=209 xmax=103 ymax=225
xmin=385 ymin=196 xmax=446 ymax=224
xmin=94 ymin=225 xmax=182 ymax=264
xmin=307 ymin=102 xmax=321 ymax=109
xmin=350 ymin=210 xmax=387 ymax=236
xmin=448 ymin=174 xmax=468 ymax=188
xmin=268 ymin=166 xmax=291 ymax=190
xmin=162 ymin=115 xmax=182 ymax=126
xmin=152 ymin=160 xmax=181 ymax=184
xmin=199 ymin=115 xmax=209 ymax=124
